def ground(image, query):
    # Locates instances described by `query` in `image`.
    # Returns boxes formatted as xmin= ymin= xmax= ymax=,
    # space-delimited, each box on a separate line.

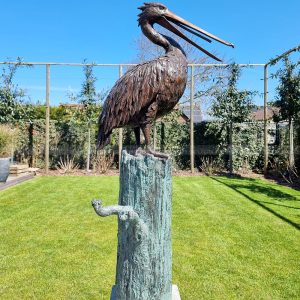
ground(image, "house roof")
xmin=181 ymin=105 xmax=203 ymax=123
xmin=251 ymin=107 xmax=279 ymax=121
xmin=180 ymin=105 xmax=280 ymax=123
xmin=59 ymin=103 xmax=84 ymax=109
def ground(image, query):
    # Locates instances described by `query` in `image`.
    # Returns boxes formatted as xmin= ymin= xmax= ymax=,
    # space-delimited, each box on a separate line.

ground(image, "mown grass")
xmin=0 ymin=176 xmax=299 ymax=299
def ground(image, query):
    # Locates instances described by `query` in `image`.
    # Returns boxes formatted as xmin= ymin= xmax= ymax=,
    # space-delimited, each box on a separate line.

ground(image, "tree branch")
xmin=91 ymin=199 xmax=140 ymax=221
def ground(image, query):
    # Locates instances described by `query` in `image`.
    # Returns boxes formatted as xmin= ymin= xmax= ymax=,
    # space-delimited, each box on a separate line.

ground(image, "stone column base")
xmin=110 ymin=284 xmax=181 ymax=300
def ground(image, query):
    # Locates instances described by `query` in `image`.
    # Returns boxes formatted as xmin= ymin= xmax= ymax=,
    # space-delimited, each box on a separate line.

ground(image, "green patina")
xmin=93 ymin=150 xmax=173 ymax=300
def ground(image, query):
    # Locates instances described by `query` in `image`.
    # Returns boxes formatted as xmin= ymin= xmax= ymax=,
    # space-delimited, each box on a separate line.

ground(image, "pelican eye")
xmin=158 ymin=5 xmax=166 ymax=10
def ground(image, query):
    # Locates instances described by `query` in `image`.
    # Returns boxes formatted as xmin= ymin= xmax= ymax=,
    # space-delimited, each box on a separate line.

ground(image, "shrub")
xmin=0 ymin=124 xmax=18 ymax=158
xmin=154 ymin=110 xmax=190 ymax=169
xmin=199 ymin=156 xmax=220 ymax=175
xmin=93 ymin=150 xmax=114 ymax=174
xmin=15 ymin=120 xmax=58 ymax=168
xmin=56 ymin=156 xmax=79 ymax=175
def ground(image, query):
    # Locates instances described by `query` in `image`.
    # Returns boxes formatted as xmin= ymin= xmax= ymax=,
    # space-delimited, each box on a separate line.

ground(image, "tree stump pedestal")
xmin=92 ymin=150 xmax=181 ymax=300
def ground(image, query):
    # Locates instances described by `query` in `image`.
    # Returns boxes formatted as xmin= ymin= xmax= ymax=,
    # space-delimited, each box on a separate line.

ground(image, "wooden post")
xmin=229 ymin=122 xmax=233 ymax=174
xmin=92 ymin=150 xmax=175 ymax=300
xmin=86 ymin=124 xmax=91 ymax=172
xmin=289 ymin=118 xmax=295 ymax=167
xmin=190 ymin=65 xmax=195 ymax=173
xmin=118 ymin=66 xmax=123 ymax=168
xmin=263 ymin=65 xmax=268 ymax=175
xmin=28 ymin=123 xmax=34 ymax=167
xmin=45 ymin=64 xmax=50 ymax=174
xmin=153 ymin=121 xmax=157 ymax=151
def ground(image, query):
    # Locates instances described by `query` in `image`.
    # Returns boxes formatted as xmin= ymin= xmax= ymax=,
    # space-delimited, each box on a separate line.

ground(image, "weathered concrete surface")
xmin=116 ymin=150 xmax=172 ymax=300
xmin=0 ymin=173 xmax=34 ymax=191
xmin=110 ymin=285 xmax=181 ymax=300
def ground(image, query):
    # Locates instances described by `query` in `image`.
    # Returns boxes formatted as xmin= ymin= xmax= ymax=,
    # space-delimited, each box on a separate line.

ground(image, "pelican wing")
xmin=97 ymin=59 xmax=165 ymax=148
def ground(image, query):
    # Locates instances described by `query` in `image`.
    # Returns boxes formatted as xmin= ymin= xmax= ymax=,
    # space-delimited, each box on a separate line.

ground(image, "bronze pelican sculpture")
xmin=97 ymin=2 xmax=234 ymax=154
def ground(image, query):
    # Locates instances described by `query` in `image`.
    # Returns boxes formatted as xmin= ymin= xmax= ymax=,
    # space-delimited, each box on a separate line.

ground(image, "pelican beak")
xmin=157 ymin=10 xmax=234 ymax=62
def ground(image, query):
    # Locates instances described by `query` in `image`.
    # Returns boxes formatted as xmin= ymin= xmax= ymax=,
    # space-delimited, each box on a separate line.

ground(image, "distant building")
xmin=59 ymin=103 xmax=84 ymax=109
xmin=250 ymin=106 xmax=279 ymax=121
xmin=180 ymin=105 xmax=204 ymax=123
xmin=250 ymin=107 xmax=289 ymax=145
xmin=179 ymin=105 xmax=286 ymax=145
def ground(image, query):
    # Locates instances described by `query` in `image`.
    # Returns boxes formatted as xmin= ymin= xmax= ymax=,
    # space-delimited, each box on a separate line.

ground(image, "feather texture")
xmin=97 ymin=51 xmax=187 ymax=149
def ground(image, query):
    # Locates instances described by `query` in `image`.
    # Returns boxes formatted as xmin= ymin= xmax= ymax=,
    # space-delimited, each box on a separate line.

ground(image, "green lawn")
xmin=0 ymin=176 xmax=299 ymax=299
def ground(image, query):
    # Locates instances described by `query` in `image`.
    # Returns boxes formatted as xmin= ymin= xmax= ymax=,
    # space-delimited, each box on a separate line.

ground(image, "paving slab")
xmin=0 ymin=173 xmax=35 ymax=191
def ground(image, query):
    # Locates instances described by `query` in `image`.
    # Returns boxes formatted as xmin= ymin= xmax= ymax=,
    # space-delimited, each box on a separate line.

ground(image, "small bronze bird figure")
xmin=97 ymin=2 xmax=234 ymax=155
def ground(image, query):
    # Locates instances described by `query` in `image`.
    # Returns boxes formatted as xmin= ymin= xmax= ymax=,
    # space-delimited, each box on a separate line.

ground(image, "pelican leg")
xmin=134 ymin=127 xmax=141 ymax=147
xmin=131 ymin=127 xmax=142 ymax=154
xmin=141 ymin=124 xmax=170 ymax=159
xmin=141 ymin=123 xmax=152 ymax=147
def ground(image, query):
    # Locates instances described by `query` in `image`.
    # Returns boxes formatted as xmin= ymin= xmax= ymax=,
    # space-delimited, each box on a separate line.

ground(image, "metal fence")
xmin=0 ymin=58 xmax=295 ymax=173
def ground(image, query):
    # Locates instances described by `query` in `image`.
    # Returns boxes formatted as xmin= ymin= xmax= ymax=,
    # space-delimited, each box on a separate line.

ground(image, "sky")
xmin=0 ymin=0 xmax=300 ymax=107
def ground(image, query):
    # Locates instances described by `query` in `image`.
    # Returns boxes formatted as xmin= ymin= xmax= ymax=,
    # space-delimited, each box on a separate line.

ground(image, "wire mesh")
xmin=0 ymin=60 xmax=298 ymax=174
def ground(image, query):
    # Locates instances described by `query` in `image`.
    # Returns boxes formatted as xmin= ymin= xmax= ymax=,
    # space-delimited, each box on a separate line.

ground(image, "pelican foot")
xmin=135 ymin=146 xmax=170 ymax=159
xmin=146 ymin=147 xmax=170 ymax=160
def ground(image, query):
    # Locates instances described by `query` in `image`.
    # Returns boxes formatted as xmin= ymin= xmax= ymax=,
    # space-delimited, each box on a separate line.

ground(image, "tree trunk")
xmin=116 ymin=151 xmax=172 ymax=299
xmin=92 ymin=150 xmax=173 ymax=300
xmin=289 ymin=118 xmax=295 ymax=168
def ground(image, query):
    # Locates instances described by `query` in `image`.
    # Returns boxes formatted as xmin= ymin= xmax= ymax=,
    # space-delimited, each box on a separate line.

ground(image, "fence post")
xmin=229 ymin=122 xmax=233 ymax=174
xmin=118 ymin=66 xmax=123 ymax=169
xmin=289 ymin=118 xmax=295 ymax=167
xmin=86 ymin=122 xmax=91 ymax=172
xmin=263 ymin=64 xmax=268 ymax=175
xmin=45 ymin=64 xmax=50 ymax=174
xmin=153 ymin=121 xmax=157 ymax=151
xmin=190 ymin=65 xmax=195 ymax=173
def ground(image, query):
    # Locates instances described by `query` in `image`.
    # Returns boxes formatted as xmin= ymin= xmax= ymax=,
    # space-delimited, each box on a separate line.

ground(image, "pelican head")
xmin=138 ymin=2 xmax=234 ymax=62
